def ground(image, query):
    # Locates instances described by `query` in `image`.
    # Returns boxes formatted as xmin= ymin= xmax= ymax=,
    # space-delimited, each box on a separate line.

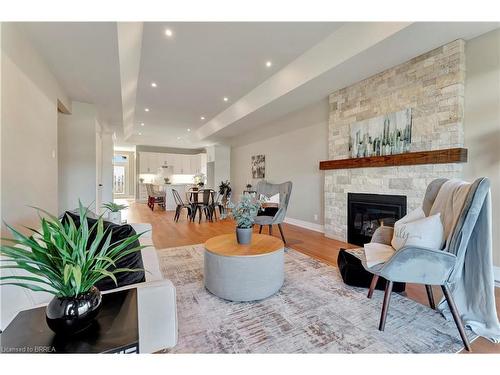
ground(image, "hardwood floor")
xmin=126 ymin=200 xmax=500 ymax=354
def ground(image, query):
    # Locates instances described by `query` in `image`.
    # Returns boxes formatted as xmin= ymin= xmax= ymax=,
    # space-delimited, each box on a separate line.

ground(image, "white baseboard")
xmin=284 ymin=217 xmax=324 ymax=233
xmin=494 ymin=266 xmax=500 ymax=287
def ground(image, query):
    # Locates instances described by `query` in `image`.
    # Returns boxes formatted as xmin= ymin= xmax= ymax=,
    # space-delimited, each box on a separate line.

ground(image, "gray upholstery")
xmin=365 ymin=177 xmax=488 ymax=285
xmin=364 ymin=177 xmax=500 ymax=344
xmin=253 ymin=180 xmax=293 ymax=225
xmin=204 ymin=248 xmax=284 ymax=302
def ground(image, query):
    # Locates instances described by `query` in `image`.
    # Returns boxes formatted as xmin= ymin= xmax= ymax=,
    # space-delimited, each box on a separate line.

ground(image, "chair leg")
xmin=367 ymin=274 xmax=379 ymax=299
xmin=425 ymin=284 xmax=436 ymax=309
xmin=441 ymin=284 xmax=471 ymax=351
xmin=259 ymin=225 xmax=263 ymax=234
xmin=174 ymin=207 xmax=179 ymax=222
xmin=379 ymin=280 xmax=393 ymax=331
xmin=277 ymin=223 xmax=286 ymax=244
xmin=269 ymin=225 xmax=272 ymax=236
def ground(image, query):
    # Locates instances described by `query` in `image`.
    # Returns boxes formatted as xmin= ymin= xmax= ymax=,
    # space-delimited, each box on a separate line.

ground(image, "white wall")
xmin=58 ymin=102 xmax=98 ymax=213
xmin=230 ymin=100 xmax=329 ymax=228
xmin=214 ymin=145 xmax=231 ymax=187
xmin=1 ymin=23 xmax=70 ymax=235
xmin=464 ymin=28 xmax=500 ymax=267
xmin=100 ymin=132 xmax=114 ymax=206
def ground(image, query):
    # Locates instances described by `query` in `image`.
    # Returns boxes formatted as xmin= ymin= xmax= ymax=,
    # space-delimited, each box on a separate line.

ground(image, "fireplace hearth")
xmin=347 ymin=193 xmax=406 ymax=246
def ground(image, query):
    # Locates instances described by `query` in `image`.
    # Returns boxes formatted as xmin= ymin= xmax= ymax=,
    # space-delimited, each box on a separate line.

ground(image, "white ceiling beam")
xmin=195 ymin=22 xmax=412 ymax=140
xmin=117 ymin=22 xmax=143 ymax=140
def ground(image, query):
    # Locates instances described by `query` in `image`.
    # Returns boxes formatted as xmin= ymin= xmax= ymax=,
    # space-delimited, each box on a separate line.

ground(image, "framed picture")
xmin=251 ymin=154 xmax=265 ymax=179
xmin=349 ymin=108 xmax=412 ymax=158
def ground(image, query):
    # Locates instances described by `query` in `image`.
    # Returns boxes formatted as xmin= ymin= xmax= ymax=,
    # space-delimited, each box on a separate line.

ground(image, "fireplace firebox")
xmin=347 ymin=193 xmax=407 ymax=246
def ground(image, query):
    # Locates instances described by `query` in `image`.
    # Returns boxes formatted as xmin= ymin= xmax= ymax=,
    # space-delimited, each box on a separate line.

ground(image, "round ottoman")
xmin=204 ymin=233 xmax=284 ymax=302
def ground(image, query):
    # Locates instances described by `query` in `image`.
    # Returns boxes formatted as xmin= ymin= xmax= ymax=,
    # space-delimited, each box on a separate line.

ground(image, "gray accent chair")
xmin=364 ymin=177 xmax=490 ymax=351
xmin=253 ymin=180 xmax=293 ymax=244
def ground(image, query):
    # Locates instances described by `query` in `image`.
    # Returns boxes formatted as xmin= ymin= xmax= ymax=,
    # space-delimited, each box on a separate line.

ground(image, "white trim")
xmin=284 ymin=217 xmax=324 ymax=233
xmin=494 ymin=266 xmax=500 ymax=288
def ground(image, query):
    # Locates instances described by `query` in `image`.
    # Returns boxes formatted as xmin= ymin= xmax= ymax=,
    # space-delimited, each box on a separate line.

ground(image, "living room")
xmin=1 ymin=0 xmax=500 ymax=372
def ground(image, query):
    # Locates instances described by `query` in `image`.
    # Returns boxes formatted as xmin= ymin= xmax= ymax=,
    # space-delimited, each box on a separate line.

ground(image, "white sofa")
xmin=0 ymin=223 xmax=177 ymax=353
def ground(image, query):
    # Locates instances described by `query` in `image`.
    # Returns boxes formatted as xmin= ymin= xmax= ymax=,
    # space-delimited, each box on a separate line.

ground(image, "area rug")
xmin=157 ymin=244 xmax=475 ymax=353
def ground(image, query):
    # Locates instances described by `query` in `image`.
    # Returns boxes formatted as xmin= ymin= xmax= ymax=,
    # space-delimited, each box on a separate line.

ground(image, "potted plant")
xmin=102 ymin=202 xmax=128 ymax=224
xmin=139 ymin=177 xmax=144 ymax=183
xmin=219 ymin=180 xmax=232 ymax=204
xmin=193 ymin=173 xmax=205 ymax=191
xmin=0 ymin=202 xmax=145 ymax=335
xmin=233 ymin=194 xmax=261 ymax=244
xmin=245 ymin=183 xmax=253 ymax=191
xmin=164 ymin=177 xmax=170 ymax=185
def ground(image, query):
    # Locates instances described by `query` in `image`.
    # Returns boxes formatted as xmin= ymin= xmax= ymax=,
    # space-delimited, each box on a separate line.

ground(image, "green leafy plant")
xmin=233 ymin=194 xmax=261 ymax=229
xmin=0 ymin=202 xmax=146 ymax=297
xmin=102 ymin=202 xmax=128 ymax=213
xmin=219 ymin=180 xmax=232 ymax=196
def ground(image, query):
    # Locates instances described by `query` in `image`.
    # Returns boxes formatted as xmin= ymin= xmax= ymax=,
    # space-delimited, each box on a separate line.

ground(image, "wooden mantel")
xmin=319 ymin=148 xmax=467 ymax=170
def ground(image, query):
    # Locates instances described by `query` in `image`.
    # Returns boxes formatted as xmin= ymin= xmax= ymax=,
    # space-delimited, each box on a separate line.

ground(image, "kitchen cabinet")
xmin=139 ymin=152 xmax=207 ymax=176
xmin=182 ymin=155 xmax=191 ymax=174
xmin=158 ymin=153 xmax=170 ymax=168
xmin=138 ymin=183 xmax=148 ymax=202
xmin=139 ymin=152 xmax=152 ymax=174
xmin=200 ymin=153 xmax=207 ymax=175
xmin=140 ymin=152 xmax=162 ymax=174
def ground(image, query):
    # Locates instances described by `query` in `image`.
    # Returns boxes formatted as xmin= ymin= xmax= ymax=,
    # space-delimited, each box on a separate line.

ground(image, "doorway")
xmin=113 ymin=152 xmax=135 ymax=199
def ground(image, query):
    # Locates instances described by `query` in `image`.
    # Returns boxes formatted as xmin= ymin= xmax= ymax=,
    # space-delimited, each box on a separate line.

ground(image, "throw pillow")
xmin=62 ymin=211 xmax=145 ymax=291
xmin=260 ymin=193 xmax=280 ymax=204
xmin=391 ymin=211 xmax=444 ymax=251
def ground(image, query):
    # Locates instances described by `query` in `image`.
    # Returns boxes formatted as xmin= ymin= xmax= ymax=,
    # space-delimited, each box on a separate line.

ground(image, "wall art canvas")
xmin=251 ymin=154 xmax=265 ymax=179
xmin=349 ymin=108 xmax=412 ymax=158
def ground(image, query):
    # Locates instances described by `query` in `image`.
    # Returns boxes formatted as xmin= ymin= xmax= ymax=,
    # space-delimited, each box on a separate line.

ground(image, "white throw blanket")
xmin=432 ymin=179 xmax=500 ymax=343
xmin=429 ymin=179 xmax=471 ymax=248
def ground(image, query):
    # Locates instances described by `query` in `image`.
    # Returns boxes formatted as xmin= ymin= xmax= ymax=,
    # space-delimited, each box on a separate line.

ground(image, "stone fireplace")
xmin=324 ymin=40 xmax=466 ymax=242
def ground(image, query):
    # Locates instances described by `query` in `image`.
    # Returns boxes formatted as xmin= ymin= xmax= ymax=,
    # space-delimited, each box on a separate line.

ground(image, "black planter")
xmin=46 ymin=286 xmax=102 ymax=336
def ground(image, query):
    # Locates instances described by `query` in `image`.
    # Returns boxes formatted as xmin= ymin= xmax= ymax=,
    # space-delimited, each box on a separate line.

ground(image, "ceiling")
xmin=19 ymin=22 xmax=500 ymax=148
xmin=133 ymin=22 xmax=342 ymax=147
xmin=20 ymin=22 xmax=342 ymax=147
xmin=20 ymin=22 xmax=123 ymax=126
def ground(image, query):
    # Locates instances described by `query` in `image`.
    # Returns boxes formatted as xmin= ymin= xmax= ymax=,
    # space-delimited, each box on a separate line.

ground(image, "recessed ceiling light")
xmin=151 ymin=82 xmax=157 ymax=88
xmin=138 ymin=132 xmax=142 ymax=136
xmin=144 ymin=108 xmax=149 ymax=112
xmin=165 ymin=28 xmax=173 ymax=37
xmin=200 ymin=116 xmax=205 ymax=120
xmin=140 ymin=122 xmax=145 ymax=126
xmin=177 ymin=136 xmax=181 ymax=140
xmin=187 ymin=128 xmax=191 ymax=132
xmin=266 ymin=61 xmax=272 ymax=67
xmin=223 ymin=97 xmax=228 ymax=102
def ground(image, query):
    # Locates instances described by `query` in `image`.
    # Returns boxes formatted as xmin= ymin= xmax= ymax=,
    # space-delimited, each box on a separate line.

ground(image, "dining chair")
xmin=363 ymin=177 xmax=492 ymax=351
xmin=172 ymin=189 xmax=192 ymax=222
xmin=145 ymin=183 xmax=166 ymax=211
xmin=253 ymin=180 xmax=292 ymax=244
xmin=192 ymin=189 xmax=215 ymax=223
